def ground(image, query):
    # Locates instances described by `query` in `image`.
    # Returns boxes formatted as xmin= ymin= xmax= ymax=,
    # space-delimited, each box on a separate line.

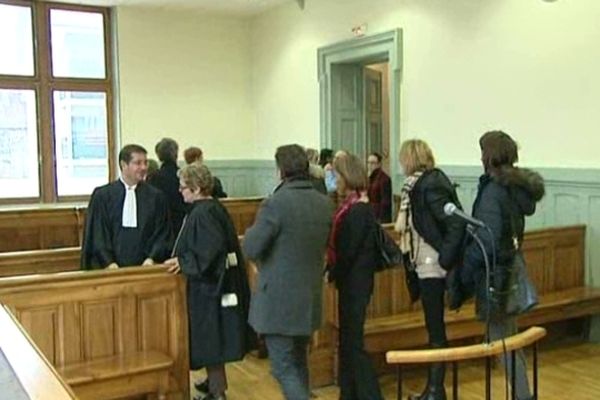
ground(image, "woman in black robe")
xmin=165 ymin=163 xmax=251 ymax=400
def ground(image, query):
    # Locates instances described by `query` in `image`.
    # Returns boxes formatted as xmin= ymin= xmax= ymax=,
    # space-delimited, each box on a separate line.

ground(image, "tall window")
xmin=0 ymin=1 xmax=114 ymax=203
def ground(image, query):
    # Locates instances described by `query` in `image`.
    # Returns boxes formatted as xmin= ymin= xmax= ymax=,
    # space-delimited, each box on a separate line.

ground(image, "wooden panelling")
xmin=0 ymin=267 xmax=189 ymax=399
xmin=0 ymin=207 xmax=85 ymax=252
xmin=0 ymin=306 xmax=76 ymax=400
xmin=81 ymin=300 xmax=119 ymax=360
xmin=0 ymin=247 xmax=81 ymax=277
xmin=18 ymin=306 xmax=61 ymax=365
xmin=221 ymin=197 xmax=263 ymax=235
xmin=0 ymin=197 xmax=262 ymax=253
xmin=138 ymin=295 xmax=171 ymax=354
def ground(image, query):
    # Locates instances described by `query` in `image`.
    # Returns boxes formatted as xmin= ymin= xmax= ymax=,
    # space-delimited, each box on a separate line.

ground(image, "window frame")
xmin=0 ymin=0 xmax=115 ymax=204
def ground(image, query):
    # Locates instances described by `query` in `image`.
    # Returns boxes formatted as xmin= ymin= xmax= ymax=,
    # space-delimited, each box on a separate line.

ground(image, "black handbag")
xmin=375 ymin=224 xmax=403 ymax=270
xmin=480 ymin=189 xmax=538 ymax=319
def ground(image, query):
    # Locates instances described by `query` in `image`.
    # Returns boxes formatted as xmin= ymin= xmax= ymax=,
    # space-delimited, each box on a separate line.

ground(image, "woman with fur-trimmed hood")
xmin=458 ymin=130 xmax=544 ymax=400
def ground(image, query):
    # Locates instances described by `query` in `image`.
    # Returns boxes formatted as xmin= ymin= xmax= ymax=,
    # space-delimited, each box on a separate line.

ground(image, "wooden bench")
xmin=361 ymin=286 xmax=600 ymax=353
xmin=327 ymin=225 xmax=600 ymax=379
xmin=0 ymin=266 xmax=189 ymax=399
xmin=0 ymin=197 xmax=263 ymax=252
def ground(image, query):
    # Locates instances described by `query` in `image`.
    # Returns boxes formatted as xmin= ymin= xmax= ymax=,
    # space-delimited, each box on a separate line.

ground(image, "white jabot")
xmin=120 ymin=177 xmax=137 ymax=228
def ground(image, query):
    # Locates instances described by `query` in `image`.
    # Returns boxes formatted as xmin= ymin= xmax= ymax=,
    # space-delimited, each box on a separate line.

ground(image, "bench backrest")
xmin=0 ymin=197 xmax=264 ymax=252
xmin=326 ymin=224 xmax=586 ymax=324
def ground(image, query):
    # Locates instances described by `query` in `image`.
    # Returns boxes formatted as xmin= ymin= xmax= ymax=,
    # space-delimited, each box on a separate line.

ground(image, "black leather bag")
xmin=375 ymin=225 xmax=403 ymax=270
xmin=478 ymin=189 xmax=538 ymax=320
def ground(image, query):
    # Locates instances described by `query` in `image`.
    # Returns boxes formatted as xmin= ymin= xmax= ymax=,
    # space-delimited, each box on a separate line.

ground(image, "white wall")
xmin=116 ymin=6 xmax=257 ymax=160
xmin=250 ymin=0 xmax=600 ymax=167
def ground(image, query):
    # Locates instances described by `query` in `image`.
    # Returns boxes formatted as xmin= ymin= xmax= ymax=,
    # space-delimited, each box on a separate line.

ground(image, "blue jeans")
xmin=264 ymin=334 xmax=310 ymax=400
xmin=489 ymin=317 xmax=532 ymax=400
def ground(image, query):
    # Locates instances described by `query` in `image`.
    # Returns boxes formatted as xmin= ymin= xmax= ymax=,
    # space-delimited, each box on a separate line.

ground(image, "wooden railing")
xmin=386 ymin=326 xmax=547 ymax=400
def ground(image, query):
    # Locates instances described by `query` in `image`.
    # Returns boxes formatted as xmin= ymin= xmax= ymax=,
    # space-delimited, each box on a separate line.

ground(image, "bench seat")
xmin=339 ymin=287 xmax=600 ymax=354
xmin=57 ymin=350 xmax=173 ymax=400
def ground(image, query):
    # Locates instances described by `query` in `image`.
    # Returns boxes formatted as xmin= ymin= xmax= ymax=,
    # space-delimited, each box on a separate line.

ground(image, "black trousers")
xmin=337 ymin=287 xmax=383 ymax=400
xmin=419 ymin=278 xmax=447 ymax=347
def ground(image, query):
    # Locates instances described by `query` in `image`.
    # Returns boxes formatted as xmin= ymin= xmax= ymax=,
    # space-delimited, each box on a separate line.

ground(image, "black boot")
xmin=194 ymin=378 xmax=209 ymax=393
xmin=408 ymin=362 xmax=446 ymax=400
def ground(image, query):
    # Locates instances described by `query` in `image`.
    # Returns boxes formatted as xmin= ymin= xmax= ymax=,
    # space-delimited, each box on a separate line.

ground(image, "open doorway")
xmin=329 ymin=61 xmax=390 ymax=174
xmin=318 ymin=29 xmax=402 ymax=190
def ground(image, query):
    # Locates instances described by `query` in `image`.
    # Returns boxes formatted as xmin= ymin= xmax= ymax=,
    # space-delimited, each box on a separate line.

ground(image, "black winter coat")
xmin=409 ymin=169 xmax=466 ymax=270
xmin=458 ymin=167 xmax=545 ymax=319
xmin=147 ymin=161 xmax=186 ymax=239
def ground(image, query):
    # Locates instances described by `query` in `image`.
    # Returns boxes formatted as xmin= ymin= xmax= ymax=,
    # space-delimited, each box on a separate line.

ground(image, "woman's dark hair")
xmin=319 ymin=148 xmax=334 ymax=167
xmin=369 ymin=152 xmax=383 ymax=163
xmin=479 ymin=130 xmax=518 ymax=172
xmin=275 ymin=144 xmax=309 ymax=179
xmin=155 ymin=138 xmax=178 ymax=163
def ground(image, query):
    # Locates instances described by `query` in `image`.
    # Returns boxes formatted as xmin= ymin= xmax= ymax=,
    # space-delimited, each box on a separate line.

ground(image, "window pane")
xmin=50 ymin=9 xmax=105 ymax=79
xmin=53 ymin=91 xmax=109 ymax=196
xmin=0 ymin=89 xmax=39 ymax=198
xmin=0 ymin=4 xmax=34 ymax=76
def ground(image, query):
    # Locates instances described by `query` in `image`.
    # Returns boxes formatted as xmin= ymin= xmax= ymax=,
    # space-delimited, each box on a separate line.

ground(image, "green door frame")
xmin=318 ymin=29 xmax=403 ymax=187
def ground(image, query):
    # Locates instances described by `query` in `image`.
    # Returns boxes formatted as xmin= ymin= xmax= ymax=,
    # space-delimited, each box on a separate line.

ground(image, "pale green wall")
xmin=250 ymin=0 xmax=600 ymax=167
xmin=115 ymin=7 xmax=258 ymax=160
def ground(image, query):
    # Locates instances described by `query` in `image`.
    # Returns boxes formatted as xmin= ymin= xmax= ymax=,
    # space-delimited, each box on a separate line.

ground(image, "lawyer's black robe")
xmin=81 ymin=180 xmax=171 ymax=269
xmin=174 ymin=198 xmax=252 ymax=369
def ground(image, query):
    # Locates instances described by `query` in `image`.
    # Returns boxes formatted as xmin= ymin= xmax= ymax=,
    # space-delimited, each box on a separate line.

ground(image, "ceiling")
xmin=56 ymin=0 xmax=293 ymax=16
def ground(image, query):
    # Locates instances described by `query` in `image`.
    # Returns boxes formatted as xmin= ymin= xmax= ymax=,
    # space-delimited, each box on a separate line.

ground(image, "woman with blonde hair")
xmin=395 ymin=139 xmax=465 ymax=400
xmin=326 ymin=152 xmax=383 ymax=400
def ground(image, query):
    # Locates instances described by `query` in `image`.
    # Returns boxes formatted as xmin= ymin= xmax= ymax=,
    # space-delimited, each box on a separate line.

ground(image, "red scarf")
xmin=327 ymin=191 xmax=361 ymax=266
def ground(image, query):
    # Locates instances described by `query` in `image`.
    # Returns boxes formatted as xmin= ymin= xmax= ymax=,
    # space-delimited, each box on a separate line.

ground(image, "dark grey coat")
xmin=243 ymin=179 xmax=334 ymax=336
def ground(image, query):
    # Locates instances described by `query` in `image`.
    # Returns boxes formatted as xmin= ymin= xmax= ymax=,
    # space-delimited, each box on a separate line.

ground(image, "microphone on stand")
xmin=443 ymin=202 xmax=486 ymax=228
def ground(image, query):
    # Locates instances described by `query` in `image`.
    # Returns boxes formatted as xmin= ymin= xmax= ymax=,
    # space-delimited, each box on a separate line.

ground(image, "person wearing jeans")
xmin=243 ymin=144 xmax=333 ymax=400
xmin=460 ymin=131 xmax=545 ymax=400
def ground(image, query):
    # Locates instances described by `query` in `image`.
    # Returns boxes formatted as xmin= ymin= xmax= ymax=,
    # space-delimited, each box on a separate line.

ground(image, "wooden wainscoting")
xmin=0 ymin=267 xmax=189 ymax=399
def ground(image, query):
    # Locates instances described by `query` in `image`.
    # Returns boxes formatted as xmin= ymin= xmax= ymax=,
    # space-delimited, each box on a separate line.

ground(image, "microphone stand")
xmin=466 ymin=224 xmax=494 ymax=344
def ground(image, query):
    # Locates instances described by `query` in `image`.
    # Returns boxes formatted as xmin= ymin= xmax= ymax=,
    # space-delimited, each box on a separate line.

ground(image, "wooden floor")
xmin=191 ymin=339 xmax=600 ymax=400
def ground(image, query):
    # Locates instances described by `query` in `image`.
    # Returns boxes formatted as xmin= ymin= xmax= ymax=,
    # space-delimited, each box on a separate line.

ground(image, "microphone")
xmin=443 ymin=202 xmax=486 ymax=228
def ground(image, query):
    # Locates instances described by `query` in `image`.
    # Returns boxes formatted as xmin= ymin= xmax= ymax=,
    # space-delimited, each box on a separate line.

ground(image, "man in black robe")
xmin=81 ymin=144 xmax=171 ymax=270
xmin=147 ymin=138 xmax=186 ymax=237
